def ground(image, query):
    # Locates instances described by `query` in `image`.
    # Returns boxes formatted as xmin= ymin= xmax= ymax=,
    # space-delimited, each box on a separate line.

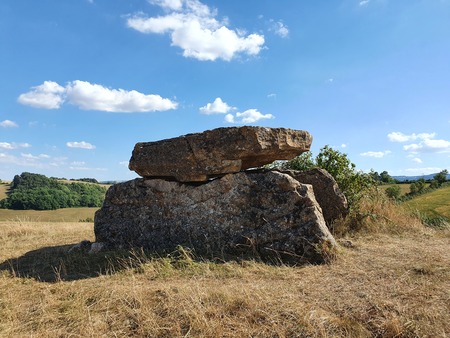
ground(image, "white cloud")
xmin=269 ymin=20 xmax=289 ymax=38
xmin=66 ymin=141 xmax=96 ymax=150
xmin=388 ymin=131 xmax=450 ymax=154
xmin=66 ymin=80 xmax=177 ymax=112
xmin=225 ymin=109 xmax=274 ymax=124
xmin=0 ymin=120 xmax=18 ymax=128
xmin=360 ymin=150 xmax=392 ymax=158
xmin=267 ymin=93 xmax=277 ymax=99
xmin=18 ymin=80 xmax=177 ymax=113
xmin=127 ymin=0 xmax=265 ymax=61
xmin=17 ymin=81 xmax=66 ymax=109
xmin=21 ymin=153 xmax=50 ymax=160
xmin=359 ymin=0 xmax=370 ymax=6
xmin=149 ymin=0 xmax=183 ymax=11
xmin=199 ymin=97 xmax=235 ymax=114
xmin=387 ymin=131 xmax=436 ymax=143
xmin=69 ymin=166 xmax=107 ymax=171
xmin=412 ymin=157 xmax=423 ymax=163
xmin=403 ymin=167 xmax=444 ymax=176
xmin=0 ymin=142 xmax=31 ymax=150
xmin=403 ymin=138 xmax=450 ymax=153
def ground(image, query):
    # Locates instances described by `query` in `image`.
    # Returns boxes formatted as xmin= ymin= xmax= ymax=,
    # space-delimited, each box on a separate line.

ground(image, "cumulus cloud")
xmin=0 ymin=120 xmax=18 ymax=128
xmin=269 ymin=20 xmax=289 ymax=38
xmin=388 ymin=131 xmax=450 ymax=154
xmin=403 ymin=138 xmax=450 ymax=153
xmin=225 ymin=109 xmax=274 ymax=124
xmin=0 ymin=142 xmax=31 ymax=150
xmin=18 ymin=80 xmax=177 ymax=113
xmin=66 ymin=80 xmax=177 ymax=112
xmin=127 ymin=0 xmax=265 ymax=61
xmin=199 ymin=97 xmax=235 ymax=114
xmin=412 ymin=157 xmax=423 ymax=164
xmin=66 ymin=141 xmax=96 ymax=150
xmin=18 ymin=81 xmax=66 ymax=109
xmin=360 ymin=150 xmax=392 ymax=158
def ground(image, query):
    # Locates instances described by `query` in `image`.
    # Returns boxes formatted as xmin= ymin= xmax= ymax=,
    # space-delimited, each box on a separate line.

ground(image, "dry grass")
xmin=0 ymin=208 xmax=99 ymax=222
xmin=0 ymin=212 xmax=449 ymax=337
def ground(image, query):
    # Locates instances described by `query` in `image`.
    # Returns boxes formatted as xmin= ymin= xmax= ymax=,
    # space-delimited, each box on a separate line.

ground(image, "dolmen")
xmin=94 ymin=126 xmax=347 ymax=264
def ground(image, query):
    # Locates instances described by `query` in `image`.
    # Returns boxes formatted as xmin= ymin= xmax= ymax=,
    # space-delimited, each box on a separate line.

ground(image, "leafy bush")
xmin=2 ymin=172 xmax=107 ymax=210
xmin=385 ymin=185 xmax=401 ymax=200
xmin=282 ymin=146 xmax=375 ymax=207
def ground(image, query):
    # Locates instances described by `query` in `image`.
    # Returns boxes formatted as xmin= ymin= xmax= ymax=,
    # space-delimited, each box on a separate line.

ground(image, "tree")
xmin=409 ymin=178 xmax=426 ymax=195
xmin=380 ymin=171 xmax=396 ymax=184
xmin=3 ymin=172 xmax=107 ymax=210
xmin=433 ymin=169 xmax=448 ymax=186
xmin=385 ymin=185 xmax=401 ymax=200
xmin=281 ymin=151 xmax=315 ymax=171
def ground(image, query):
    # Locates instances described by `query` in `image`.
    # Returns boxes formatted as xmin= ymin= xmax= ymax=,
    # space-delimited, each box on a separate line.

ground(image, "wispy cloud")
xmin=0 ymin=142 xmax=31 ymax=150
xmin=387 ymin=131 xmax=436 ymax=143
xmin=402 ymin=167 xmax=444 ymax=176
xmin=127 ymin=0 xmax=265 ymax=61
xmin=269 ymin=19 xmax=289 ymax=38
xmin=360 ymin=150 xmax=391 ymax=158
xmin=199 ymin=97 xmax=235 ymax=114
xmin=225 ymin=109 xmax=274 ymax=124
xmin=359 ymin=0 xmax=370 ymax=6
xmin=66 ymin=141 xmax=96 ymax=150
xmin=0 ymin=120 xmax=18 ymax=128
xmin=18 ymin=80 xmax=177 ymax=113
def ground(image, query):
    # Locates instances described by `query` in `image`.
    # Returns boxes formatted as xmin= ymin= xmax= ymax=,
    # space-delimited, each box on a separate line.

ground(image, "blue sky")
xmin=1 ymin=0 xmax=449 ymax=181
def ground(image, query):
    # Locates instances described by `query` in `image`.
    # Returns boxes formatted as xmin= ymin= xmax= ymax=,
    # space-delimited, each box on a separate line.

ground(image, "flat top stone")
xmin=129 ymin=126 xmax=312 ymax=182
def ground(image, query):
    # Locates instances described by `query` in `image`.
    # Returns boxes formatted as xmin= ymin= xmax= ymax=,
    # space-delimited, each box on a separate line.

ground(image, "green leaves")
xmin=283 ymin=146 xmax=375 ymax=207
xmin=3 ymin=172 xmax=107 ymax=210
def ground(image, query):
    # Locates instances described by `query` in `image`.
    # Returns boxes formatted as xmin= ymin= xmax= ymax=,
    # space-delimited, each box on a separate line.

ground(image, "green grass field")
xmin=404 ymin=185 xmax=450 ymax=219
xmin=0 ymin=207 xmax=99 ymax=222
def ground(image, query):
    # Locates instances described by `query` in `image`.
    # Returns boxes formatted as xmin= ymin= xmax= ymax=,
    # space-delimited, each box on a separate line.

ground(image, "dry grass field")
xmin=0 ymin=182 xmax=10 ymax=200
xmin=0 ymin=207 xmax=98 ymax=222
xmin=0 ymin=203 xmax=449 ymax=337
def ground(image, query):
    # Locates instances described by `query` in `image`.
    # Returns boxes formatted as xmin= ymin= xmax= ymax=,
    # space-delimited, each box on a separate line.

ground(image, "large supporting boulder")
xmin=281 ymin=168 xmax=348 ymax=226
xmin=94 ymin=170 xmax=336 ymax=264
xmin=129 ymin=126 xmax=312 ymax=182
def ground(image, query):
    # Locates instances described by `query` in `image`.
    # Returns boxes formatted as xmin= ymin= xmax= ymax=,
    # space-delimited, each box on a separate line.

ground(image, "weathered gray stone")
xmin=129 ymin=126 xmax=312 ymax=182
xmin=281 ymin=168 xmax=348 ymax=226
xmin=94 ymin=171 xmax=336 ymax=264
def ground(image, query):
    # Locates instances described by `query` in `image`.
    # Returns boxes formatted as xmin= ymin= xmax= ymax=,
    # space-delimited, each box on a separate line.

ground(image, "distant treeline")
xmin=0 ymin=172 xmax=107 ymax=210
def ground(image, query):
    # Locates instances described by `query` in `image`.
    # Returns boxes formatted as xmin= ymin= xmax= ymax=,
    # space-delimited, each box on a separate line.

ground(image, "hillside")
xmin=1 ymin=173 xmax=108 ymax=210
xmin=393 ymin=173 xmax=450 ymax=182
xmin=0 ymin=182 xmax=9 ymax=200
xmin=404 ymin=185 xmax=450 ymax=219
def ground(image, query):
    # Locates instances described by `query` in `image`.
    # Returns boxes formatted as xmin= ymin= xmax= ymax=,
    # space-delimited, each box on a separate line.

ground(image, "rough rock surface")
xmin=129 ymin=126 xmax=312 ymax=182
xmin=281 ymin=168 xmax=348 ymax=226
xmin=94 ymin=170 xmax=336 ymax=264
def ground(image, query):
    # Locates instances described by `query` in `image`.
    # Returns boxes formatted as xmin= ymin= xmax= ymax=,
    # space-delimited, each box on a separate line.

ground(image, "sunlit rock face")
xmin=95 ymin=170 xmax=336 ymax=264
xmin=129 ymin=126 xmax=312 ymax=182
